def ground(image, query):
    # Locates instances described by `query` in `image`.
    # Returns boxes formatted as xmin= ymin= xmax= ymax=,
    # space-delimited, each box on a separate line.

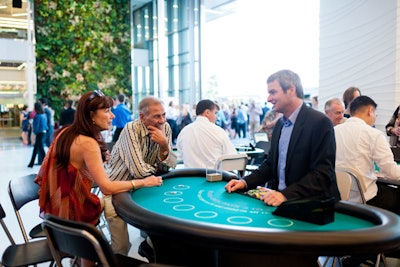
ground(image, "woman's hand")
xmin=142 ymin=175 xmax=163 ymax=187
xmin=104 ymin=150 xmax=111 ymax=163
xmin=394 ymin=127 xmax=400 ymax=136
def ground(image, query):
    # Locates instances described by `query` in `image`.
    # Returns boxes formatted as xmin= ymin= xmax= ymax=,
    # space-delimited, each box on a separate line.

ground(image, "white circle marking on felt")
xmin=227 ymin=216 xmax=253 ymax=225
xmin=267 ymin=219 xmax=294 ymax=227
xmin=164 ymin=191 xmax=183 ymax=196
xmin=164 ymin=198 xmax=184 ymax=204
xmin=194 ymin=211 xmax=218 ymax=219
xmin=173 ymin=184 xmax=190 ymax=190
xmin=173 ymin=204 xmax=195 ymax=211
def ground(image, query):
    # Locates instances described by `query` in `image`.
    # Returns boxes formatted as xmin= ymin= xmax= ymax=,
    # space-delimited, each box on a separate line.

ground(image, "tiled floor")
xmin=1 ymin=127 xmax=400 ymax=267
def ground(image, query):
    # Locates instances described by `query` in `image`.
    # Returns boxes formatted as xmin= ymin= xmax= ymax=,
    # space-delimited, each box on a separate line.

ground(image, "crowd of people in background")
xmin=16 ymin=84 xmax=392 ymax=169
xmin=18 ymin=90 xmax=361 ymax=157
xmin=12 ymin=69 xmax=400 ymax=267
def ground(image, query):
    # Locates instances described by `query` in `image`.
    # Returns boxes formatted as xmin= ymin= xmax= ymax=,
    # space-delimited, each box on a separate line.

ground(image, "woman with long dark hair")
xmin=35 ymin=90 xmax=162 ymax=267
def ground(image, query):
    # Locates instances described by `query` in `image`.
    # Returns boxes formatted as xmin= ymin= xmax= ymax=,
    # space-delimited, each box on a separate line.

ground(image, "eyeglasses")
xmin=87 ymin=90 xmax=105 ymax=102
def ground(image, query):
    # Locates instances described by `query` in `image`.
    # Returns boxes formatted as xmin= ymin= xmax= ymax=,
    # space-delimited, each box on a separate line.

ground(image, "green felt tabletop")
xmin=131 ymin=177 xmax=375 ymax=231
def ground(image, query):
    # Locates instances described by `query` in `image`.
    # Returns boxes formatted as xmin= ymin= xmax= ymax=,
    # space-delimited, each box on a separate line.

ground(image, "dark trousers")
xmin=367 ymin=182 xmax=400 ymax=215
xmin=236 ymin=122 xmax=247 ymax=138
xmin=27 ymin=126 xmax=32 ymax=145
xmin=45 ymin=126 xmax=54 ymax=147
xmin=28 ymin=132 xmax=46 ymax=167
xmin=167 ymin=119 xmax=179 ymax=144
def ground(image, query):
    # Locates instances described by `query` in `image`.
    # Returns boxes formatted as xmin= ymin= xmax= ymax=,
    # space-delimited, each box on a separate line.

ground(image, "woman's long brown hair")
xmin=55 ymin=91 xmax=114 ymax=169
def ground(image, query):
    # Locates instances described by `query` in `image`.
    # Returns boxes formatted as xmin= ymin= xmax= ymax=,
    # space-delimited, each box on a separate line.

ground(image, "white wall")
xmin=0 ymin=38 xmax=28 ymax=62
xmin=133 ymin=48 xmax=149 ymax=67
xmin=319 ymin=0 xmax=400 ymax=132
xmin=0 ymin=68 xmax=25 ymax=81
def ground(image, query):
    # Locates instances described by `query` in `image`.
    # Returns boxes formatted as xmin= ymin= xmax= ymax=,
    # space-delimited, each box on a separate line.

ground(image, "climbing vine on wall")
xmin=34 ymin=0 xmax=131 ymax=119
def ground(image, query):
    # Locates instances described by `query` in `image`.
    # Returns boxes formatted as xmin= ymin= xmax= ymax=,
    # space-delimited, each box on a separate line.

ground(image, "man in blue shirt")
xmin=236 ymin=105 xmax=248 ymax=138
xmin=112 ymin=94 xmax=132 ymax=141
xmin=225 ymin=69 xmax=339 ymax=206
xmin=39 ymin=98 xmax=54 ymax=147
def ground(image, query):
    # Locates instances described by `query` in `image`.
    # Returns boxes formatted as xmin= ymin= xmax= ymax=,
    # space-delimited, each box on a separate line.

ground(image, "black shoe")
xmin=27 ymin=164 xmax=33 ymax=168
xmin=138 ymin=240 xmax=155 ymax=262
xmin=341 ymin=255 xmax=376 ymax=267
xmin=341 ymin=256 xmax=359 ymax=267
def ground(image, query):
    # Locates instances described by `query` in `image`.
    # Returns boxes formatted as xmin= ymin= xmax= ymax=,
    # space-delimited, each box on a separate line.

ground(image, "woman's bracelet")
xmin=131 ymin=180 xmax=136 ymax=190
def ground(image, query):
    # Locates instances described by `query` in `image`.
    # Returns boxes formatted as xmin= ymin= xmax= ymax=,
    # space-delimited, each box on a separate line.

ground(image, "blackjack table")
xmin=113 ymin=169 xmax=400 ymax=267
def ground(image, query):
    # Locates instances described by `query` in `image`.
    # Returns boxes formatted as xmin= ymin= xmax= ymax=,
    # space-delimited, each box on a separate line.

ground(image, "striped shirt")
xmin=106 ymin=120 xmax=177 ymax=181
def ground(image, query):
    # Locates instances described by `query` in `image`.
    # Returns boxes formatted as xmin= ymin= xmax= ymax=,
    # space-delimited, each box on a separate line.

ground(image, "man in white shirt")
xmin=335 ymin=95 xmax=400 ymax=215
xmin=177 ymin=99 xmax=237 ymax=168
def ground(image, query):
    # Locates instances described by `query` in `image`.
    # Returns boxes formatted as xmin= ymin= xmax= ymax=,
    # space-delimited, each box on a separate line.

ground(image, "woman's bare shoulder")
xmin=73 ymin=135 xmax=99 ymax=151
xmin=70 ymin=135 xmax=100 ymax=169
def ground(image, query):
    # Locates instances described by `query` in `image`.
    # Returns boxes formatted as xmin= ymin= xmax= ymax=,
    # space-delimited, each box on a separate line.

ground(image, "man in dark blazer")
xmin=226 ymin=70 xmax=340 ymax=206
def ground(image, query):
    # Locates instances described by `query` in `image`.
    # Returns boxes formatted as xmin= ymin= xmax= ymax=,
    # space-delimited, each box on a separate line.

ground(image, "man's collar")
xmin=138 ymin=121 xmax=150 ymax=136
xmin=282 ymin=101 xmax=303 ymax=125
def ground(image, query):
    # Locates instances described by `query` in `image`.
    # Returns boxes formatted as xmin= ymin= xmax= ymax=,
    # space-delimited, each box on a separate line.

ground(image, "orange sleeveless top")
xmin=34 ymin=135 xmax=101 ymax=225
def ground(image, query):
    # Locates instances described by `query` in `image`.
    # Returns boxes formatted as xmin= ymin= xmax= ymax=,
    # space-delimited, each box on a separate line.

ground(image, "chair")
xmin=254 ymin=132 xmax=269 ymax=143
xmin=335 ymin=168 xmax=354 ymax=202
xmin=215 ymin=154 xmax=248 ymax=177
xmin=320 ymin=167 xmax=386 ymax=267
xmin=335 ymin=167 xmax=366 ymax=204
xmin=0 ymin=202 xmax=55 ymax=267
xmin=42 ymin=214 xmax=147 ymax=267
xmin=90 ymin=183 xmax=110 ymax=241
xmin=255 ymin=141 xmax=271 ymax=157
xmin=8 ymin=174 xmax=45 ymax=242
xmin=251 ymin=141 xmax=270 ymax=164
xmin=245 ymin=141 xmax=270 ymax=174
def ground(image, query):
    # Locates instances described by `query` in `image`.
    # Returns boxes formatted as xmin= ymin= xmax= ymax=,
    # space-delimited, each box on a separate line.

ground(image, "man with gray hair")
xmin=324 ymin=97 xmax=346 ymax=126
xmin=105 ymin=96 xmax=177 ymax=259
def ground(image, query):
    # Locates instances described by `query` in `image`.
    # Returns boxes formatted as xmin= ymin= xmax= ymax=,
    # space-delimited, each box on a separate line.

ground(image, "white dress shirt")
xmin=177 ymin=116 xmax=237 ymax=168
xmin=334 ymin=117 xmax=400 ymax=202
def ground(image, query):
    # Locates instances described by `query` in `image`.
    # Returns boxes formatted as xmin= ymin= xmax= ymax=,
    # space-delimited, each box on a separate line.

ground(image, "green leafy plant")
xmin=34 ymin=0 xmax=131 ymax=120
